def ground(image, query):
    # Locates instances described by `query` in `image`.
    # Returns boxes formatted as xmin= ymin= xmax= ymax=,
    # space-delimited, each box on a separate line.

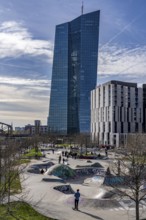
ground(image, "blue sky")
xmin=0 ymin=0 xmax=146 ymax=127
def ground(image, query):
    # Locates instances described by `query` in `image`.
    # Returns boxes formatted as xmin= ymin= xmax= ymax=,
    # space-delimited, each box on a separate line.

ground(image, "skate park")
xmin=20 ymin=146 xmax=146 ymax=220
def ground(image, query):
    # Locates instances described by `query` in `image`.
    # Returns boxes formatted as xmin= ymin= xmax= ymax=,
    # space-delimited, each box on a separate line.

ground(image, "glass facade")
xmin=48 ymin=11 xmax=100 ymax=134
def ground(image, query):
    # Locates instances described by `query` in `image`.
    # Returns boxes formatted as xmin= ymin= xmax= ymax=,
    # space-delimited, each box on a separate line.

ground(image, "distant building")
xmin=48 ymin=10 xmax=100 ymax=134
xmin=91 ymin=81 xmax=143 ymax=147
xmin=25 ymin=120 xmax=48 ymax=135
xmin=34 ymin=120 xmax=41 ymax=135
xmin=15 ymin=127 xmax=25 ymax=132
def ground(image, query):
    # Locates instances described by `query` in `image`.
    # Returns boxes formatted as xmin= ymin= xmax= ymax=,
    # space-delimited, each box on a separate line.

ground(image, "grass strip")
xmin=24 ymin=148 xmax=42 ymax=157
xmin=0 ymin=201 xmax=56 ymax=220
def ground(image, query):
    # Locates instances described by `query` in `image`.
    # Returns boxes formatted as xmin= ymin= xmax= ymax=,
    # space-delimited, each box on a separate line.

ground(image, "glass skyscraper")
xmin=48 ymin=10 xmax=100 ymax=134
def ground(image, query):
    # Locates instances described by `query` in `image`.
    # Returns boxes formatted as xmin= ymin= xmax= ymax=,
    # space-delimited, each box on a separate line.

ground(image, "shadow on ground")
xmin=79 ymin=210 xmax=104 ymax=219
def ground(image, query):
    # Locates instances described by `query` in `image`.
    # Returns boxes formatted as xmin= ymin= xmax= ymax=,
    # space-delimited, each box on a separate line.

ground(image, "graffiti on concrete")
xmin=76 ymin=162 xmax=103 ymax=168
xmin=27 ymin=162 xmax=105 ymax=179
xmin=45 ymin=164 xmax=76 ymax=179
xmin=75 ymin=168 xmax=105 ymax=176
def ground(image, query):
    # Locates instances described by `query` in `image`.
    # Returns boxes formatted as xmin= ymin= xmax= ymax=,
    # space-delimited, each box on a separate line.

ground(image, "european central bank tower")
xmin=48 ymin=10 xmax=100 ymax=134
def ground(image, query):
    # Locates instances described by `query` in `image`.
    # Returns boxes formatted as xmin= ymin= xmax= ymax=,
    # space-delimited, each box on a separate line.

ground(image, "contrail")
xmin=99 ymin=11 xmax=146 ymax=75
xmin=100 ymin=12 xmax=145 ymax=50
xmin=117 ymin=59 xmax=146 ymax=75
xmin=0 ymin=62 xmax=46 ymax=69
xmin=0 ymin=62 xmax=31 ymax=69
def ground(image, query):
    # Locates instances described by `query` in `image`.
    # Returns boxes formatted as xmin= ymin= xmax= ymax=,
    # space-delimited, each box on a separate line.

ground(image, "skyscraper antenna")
xmin=81 ymin=1 xmax=84 ymax=15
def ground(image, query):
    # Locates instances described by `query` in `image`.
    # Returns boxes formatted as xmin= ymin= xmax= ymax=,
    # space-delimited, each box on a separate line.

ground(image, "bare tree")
xmin=109 ymin=133 xmax=146 ymax=220
xmin=0 ymin=140 xmax=4 ymax=203
xmin=0 ymin=139 xmax=26 ymax=210
xmin=27 ymin=135 xmax=42 ymax=159
xmin=75 ymin=133 xmax=91 ymax=155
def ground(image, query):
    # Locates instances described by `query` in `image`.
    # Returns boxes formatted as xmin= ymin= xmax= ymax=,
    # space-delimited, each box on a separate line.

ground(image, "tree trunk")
xmin=80 ymin=145 xmax=83 ymax=155
xmin=85 ymin=138 xmax=87 ymax=155
xmin=0 ymin=146 xmax=1 ymax=185
xmin=7 ymin=168 xmax=11 ymax=213
xmin=135 ymin=199 xmax=139 ymax=220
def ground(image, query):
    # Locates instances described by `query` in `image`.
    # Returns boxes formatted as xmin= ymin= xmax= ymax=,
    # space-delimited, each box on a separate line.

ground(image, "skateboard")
xmin=72 ymin=207 xmax=80 ymax=211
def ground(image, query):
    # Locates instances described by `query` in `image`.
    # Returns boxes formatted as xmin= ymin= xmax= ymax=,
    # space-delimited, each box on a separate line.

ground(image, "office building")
xmin=48 ymin=10 xmax=100 ymax=134
xmin=91 ymin=81 xmax=143 ymax=147
xmin=25 ymin=120 xmax=48 ymax=135
xmin=143 ymin=84 xmax=146 ymax=132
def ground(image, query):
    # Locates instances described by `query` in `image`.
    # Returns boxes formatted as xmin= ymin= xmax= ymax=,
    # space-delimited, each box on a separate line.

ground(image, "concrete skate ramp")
xmin=54 ymin=184 xmax=75 ymax=194
xmin=102 ymin=190 xmax=118 ymax=199
xmin=45 ymin=164 xmax=76 ymax=179
xmin=103 ymin=175 xmax=125 ymax=186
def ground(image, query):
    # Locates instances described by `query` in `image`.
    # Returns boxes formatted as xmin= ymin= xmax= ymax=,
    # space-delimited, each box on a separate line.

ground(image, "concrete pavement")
xmin=20 ymin=149 xmax=146 ymax=220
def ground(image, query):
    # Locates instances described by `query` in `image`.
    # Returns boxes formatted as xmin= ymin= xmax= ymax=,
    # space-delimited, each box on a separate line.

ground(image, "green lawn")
xmin=10 ymin=171 xmax=21 ymax=194
xmin=0 ymin=201 xmax=56 ymax=220
xmin=24 ymin=148 xmax=43 ymax=158
xmin=0 ymin=170 xmax=21 ymax=195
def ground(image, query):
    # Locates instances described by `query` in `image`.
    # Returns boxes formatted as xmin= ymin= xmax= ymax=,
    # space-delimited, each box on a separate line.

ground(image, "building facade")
xmin=91 ymin=81 xmax=143 ymax=147
xmin=143 ymin=84 xmax=146 ymax=132
xmin=25 ymin=120 xmax=48 ymax=135
xmin=48 ymin=10 xmax=100 ymax=134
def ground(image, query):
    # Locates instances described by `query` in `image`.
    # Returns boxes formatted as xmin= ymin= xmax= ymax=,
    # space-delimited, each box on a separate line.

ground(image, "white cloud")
xmin=98 ymin=44 xmax=146 ymax=76
xmin=0 ymin=77 xmax=51 ymax=126
xmin=0 ymin=76 xmax=50 ymax=87
xmin=0 ymin=110 xmax=48 ymax=127
xmin=0 ymin=76 xmax=51 ymax=101
xmin=0 ymin=21 xmax=53 ymax=62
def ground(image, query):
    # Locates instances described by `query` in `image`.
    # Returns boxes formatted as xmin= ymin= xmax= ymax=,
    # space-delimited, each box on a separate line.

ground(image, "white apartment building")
xmin=91 ymin=81 xmax=143 ymax=147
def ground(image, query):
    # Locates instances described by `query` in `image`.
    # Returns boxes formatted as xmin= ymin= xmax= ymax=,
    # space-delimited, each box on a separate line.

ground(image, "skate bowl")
xmin=92 ymin=175 xmax=104 ymax=183
xmin=27 ymin=161 xmax=54 ymax=174
xmin=42 ymin=177 xmax=65 ymax=183
xmin=53 ymin=184 xmax=75 ymax=194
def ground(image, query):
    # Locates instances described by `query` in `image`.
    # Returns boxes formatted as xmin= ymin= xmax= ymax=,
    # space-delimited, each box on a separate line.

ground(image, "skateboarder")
xmin=74 ymin=189 xmax=80 ymax=210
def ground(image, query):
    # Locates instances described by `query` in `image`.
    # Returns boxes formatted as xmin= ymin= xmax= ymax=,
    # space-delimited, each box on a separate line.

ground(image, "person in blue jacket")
xmin=74 ymin=189 xmax=80 ymax=210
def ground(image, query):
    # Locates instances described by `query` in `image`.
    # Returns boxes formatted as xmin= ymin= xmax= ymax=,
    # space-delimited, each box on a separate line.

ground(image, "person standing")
xmin=58 ymin=155 xmax=61 ymax=164
xmin=105 ymin=147 xmax=108 ymax=157
xmin=74 ymin=189 xmax=80 ymax=210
